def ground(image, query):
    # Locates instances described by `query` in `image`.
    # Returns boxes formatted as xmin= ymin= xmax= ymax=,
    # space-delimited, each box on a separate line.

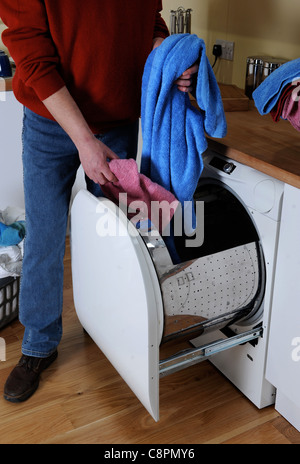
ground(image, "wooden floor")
xmin=0 ymin=239 xmax=300 ymax=445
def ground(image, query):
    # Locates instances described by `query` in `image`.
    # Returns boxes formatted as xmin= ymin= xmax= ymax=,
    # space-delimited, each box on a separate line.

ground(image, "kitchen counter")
xmin=0 ymin=76 xmax=12 ymax=91
xmin=207 ymin=102 xmax=300 ymax=189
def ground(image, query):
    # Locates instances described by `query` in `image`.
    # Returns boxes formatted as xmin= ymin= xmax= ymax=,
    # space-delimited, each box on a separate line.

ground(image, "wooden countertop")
xmin=0 ymin=76 xmax=13 ymax=91
xmin=207 ymin=102 xmax=300 ymax=189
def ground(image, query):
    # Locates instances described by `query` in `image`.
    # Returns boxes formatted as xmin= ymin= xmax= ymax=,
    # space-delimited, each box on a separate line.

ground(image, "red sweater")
xmin=0 ymin=0 xmax=169 ymax=132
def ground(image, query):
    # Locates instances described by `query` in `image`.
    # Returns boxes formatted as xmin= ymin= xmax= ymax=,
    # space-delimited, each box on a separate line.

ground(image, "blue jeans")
xmin=20 ymin=107 xmax=139 ymax=357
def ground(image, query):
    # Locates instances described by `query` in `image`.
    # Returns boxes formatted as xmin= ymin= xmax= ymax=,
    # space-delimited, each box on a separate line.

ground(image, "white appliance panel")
xmin=266 ymin=184 xmax=300 ymax=431
xmin=71 ymin=190 xmax=163 ymax=421
xmin=191 ymin=151 xmax=284 ymax=408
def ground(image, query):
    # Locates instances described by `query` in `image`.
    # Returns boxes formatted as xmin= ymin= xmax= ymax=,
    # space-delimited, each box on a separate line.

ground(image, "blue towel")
xmin=141 ymin=34 xmax=227 ymax=209
xmin=253 ymin=58 xmax=300 ymax=115
xmin=0 ymin=221 xmax=26 ymax=247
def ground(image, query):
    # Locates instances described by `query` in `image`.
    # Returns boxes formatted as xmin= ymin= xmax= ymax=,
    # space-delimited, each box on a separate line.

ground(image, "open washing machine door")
xmin=71 ymin=190 xmax=164 ymax=421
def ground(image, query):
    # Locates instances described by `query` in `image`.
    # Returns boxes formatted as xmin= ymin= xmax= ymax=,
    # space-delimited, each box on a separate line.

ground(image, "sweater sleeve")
xmin=154 ymin=0 xmax=169 ymax=39
xmin=0 ymin=0 xmax=65 ymax=101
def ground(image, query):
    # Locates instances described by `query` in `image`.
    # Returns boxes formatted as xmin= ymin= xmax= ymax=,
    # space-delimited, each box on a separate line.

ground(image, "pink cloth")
xmin=282 ymin=84 xmax=300 ymax=132
xmin=101 ymin=159 xmax=179 ymax=233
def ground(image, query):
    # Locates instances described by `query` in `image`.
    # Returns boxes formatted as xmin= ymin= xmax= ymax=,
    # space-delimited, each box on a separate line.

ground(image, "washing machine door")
xmin=71 ymin=190 xmax=164 ymax=421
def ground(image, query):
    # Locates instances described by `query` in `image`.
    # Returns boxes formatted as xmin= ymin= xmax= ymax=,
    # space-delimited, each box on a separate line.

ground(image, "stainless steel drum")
xmin=138 ymin=180 xmax=265 ymax=343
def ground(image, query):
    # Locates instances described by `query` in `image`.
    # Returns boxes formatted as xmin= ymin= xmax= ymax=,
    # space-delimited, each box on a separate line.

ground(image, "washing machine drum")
xmin=161 ymin=180 xmax=265 ymax=341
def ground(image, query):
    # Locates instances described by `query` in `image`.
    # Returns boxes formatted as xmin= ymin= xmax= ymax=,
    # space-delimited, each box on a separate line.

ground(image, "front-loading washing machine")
xmin=188 ymin=149 xmax=284 ymax=410
xmin=70 ymin=148 xmax=284 ymax=421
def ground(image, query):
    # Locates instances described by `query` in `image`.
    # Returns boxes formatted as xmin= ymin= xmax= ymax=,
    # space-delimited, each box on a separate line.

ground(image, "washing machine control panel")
xmin=223 ymin=162 xmax=236 ymax=174
xmin=209 ymin=156 xmax=236 ymax=174
xmin=203 ymin=149 xmax=285 ymax=221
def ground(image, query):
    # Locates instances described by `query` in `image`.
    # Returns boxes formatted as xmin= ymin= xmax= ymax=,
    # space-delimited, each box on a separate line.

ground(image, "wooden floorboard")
xmin=0 ymin=239 xmax=299 ymax=444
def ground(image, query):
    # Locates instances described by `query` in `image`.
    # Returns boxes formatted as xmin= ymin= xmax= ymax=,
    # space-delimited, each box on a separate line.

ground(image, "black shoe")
xmin=3 ymin=351 xmax=58 ymax=403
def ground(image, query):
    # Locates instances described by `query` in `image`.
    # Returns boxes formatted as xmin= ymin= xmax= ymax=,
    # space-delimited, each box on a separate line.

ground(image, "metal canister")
xmin=245 ymin=55 xmax=287 ymax=98
xmin=261 ymin=57 xmax=287 ymax=83
xmin=245 ymin=56 xmax=264 ymax=98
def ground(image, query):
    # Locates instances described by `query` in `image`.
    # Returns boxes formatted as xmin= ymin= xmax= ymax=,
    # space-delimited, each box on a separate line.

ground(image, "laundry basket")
xmin=0 ymin=276 xmax=20 ymax=330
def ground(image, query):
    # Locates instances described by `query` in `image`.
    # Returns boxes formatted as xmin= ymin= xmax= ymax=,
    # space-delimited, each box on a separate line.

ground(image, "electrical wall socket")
xmin=215 ymin=39 xmax=235 ymax=61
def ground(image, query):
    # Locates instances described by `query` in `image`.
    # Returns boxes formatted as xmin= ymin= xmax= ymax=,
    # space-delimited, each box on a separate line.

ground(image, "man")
xmin=0 ymin=0 xmax=197 ymax=402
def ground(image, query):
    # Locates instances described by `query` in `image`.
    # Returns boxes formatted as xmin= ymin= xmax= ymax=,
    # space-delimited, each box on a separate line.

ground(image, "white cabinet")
xmin=0 ymin=91 xmax=24 ymax=209
xmin=266 ymin=183 xmax=300 ymax=431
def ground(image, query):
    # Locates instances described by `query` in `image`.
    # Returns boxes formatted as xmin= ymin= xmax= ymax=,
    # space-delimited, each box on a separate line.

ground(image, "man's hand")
xmin=78 ymin=136 xmax=118 ymax=185
xmin=151 ymin=39 xmax=199 ymax=93
xmin=175 ymin=63 xmax=199 ymax=93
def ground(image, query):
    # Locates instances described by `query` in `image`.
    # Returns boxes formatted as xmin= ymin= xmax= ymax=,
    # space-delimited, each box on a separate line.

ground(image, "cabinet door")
xmin=266 ymin=184 xmax=300 ymax=413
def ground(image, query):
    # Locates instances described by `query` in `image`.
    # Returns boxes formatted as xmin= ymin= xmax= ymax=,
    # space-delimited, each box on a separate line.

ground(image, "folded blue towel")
xmin=0 ymin=221 xmax=26 ymax=247
xmin=141 ymin=34 xmax=227 ymax=209
xmin=253 ymin=58 xmax=300 ymax=115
